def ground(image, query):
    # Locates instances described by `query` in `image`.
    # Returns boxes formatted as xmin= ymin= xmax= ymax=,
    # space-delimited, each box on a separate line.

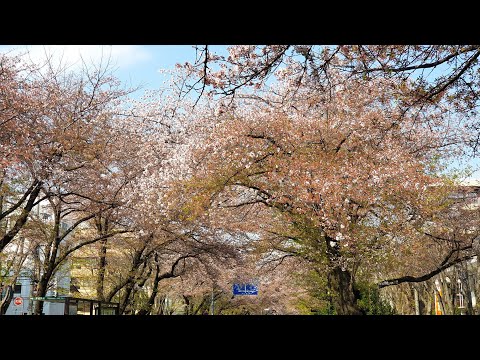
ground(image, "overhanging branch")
xmin=378 ymin=252 xmax=474 ymax=289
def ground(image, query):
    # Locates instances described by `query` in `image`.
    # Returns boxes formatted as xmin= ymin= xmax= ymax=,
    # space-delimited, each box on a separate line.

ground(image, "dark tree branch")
xmin=378 ymin=246 xmax=473 ymax=289
xmin=424 ymin=50 xmax=480 ymax=102
xmin=0 ymin=181 xmax=42 ymax=252
xmin=0 ymin=179 xmax=39 ymax=221
xmin=360 ymin=45 xmax=479 ymax=74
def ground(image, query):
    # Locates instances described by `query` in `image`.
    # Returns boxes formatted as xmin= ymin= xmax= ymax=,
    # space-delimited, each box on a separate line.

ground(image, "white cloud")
xmin=0 ymin=45 xmax=152 ymax=70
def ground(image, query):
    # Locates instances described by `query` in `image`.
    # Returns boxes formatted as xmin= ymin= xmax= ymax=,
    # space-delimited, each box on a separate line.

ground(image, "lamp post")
xmin=457 ymin=278 xmax=466 ymax=315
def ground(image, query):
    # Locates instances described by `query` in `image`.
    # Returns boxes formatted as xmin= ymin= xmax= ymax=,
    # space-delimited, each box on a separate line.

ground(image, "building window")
xmin=14 ymin=284 xmax=22 ymax=294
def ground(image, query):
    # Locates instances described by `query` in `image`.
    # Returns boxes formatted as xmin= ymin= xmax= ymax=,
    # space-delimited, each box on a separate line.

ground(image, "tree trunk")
xmin=325 ymin=235 xmax=364 ymax=315
xmin=0 ymin=285 xmax=13 ymax=315
xmin=156 ymin=295 xmax=168 ymax=315
xmin=424 ymin=282 xmax=433 ymax=315
xmin=34 ymin=243 xmax=57 ymax=315
xmin=413 ymin=285 xmax=420 ymax=315
xmin=464 ymin=263 xmax=476 ymax=314
xmin=182 ymin=295 xmax=191 ymax=315
xmin=96 ymin=239 xmax=107 ymax=302
xmin=327 ymin=265 xmax=364 ymax=315
xmin=33 ymin=277 xmax=49 ymax=315
xmin=0 ymin=194 xmax=5 ymax=238
xmin=417 ymin=284 xmax=427 ymax=315
xmin=439 ymin=274 xmax=453 ymax=315
xmin=119 ymin=282 xmax=134 ymax=315
xmin=137 ymin=255 xmax=161 ymax=316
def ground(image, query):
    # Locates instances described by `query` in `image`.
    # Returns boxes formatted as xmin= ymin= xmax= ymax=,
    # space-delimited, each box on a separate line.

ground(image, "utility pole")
xmin=210 ymin=286 xmax=214 ymax=315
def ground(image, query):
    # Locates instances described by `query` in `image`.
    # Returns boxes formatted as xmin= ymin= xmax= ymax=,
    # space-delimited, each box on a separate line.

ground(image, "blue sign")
xmin=233 ymin=283 xmax=258 ymax=295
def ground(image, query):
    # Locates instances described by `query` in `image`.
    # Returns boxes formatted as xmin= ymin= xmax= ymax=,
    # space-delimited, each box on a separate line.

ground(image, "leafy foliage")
xmin=356 ymin=281 xmax=396 ymax=315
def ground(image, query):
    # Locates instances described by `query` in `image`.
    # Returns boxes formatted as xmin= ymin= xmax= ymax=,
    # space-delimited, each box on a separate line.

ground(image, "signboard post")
xmin=13 ymin=297 xmax=23 ymax=306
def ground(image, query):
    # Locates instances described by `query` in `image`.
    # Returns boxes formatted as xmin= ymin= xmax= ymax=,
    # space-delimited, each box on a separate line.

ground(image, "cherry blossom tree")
xmin=0 ymin=52 xmax=133 ymax=254
xmin=173 ymin=64 xmax=465 ymax=313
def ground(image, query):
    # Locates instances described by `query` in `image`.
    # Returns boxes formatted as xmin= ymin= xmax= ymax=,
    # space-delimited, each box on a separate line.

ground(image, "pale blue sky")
xmin=0 ymin=45 xmax=229 ymax=94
